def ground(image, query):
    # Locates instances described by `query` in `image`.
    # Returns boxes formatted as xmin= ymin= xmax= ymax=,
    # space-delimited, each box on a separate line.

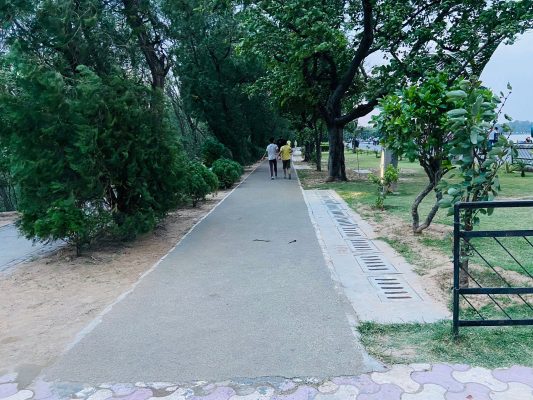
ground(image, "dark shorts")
xmin=282 ymin=159 xmax=291 ymax=169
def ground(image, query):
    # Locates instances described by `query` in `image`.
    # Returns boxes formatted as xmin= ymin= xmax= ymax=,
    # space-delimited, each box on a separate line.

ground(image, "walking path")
xmin=41 ymin=161 xmax=376 ymax=384
xmin=3 ymin=363 xmax=533 ymax=399
xmin=2 ymin=158 xmax=533 ymax=399
xmin=0 ymin=224 xmax=63 ymax=274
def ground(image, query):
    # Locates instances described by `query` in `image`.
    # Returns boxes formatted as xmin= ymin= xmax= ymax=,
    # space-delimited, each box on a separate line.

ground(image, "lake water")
xmin=508 ymin=133 xmax=532 ymax=143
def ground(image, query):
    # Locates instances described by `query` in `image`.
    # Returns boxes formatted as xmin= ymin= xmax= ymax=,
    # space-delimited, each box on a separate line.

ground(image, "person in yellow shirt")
xmin=279 ymin=140 xmax=293 ymax=179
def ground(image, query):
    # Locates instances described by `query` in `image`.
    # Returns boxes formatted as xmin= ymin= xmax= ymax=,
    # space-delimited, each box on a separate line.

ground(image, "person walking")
xmin=265 ymin=137 xmax=279 ymax=180
xmin=279 ymin=140 xmax=293 ymax=179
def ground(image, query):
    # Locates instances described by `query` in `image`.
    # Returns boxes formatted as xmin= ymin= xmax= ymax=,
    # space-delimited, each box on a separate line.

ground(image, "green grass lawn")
xmin=298 ymin=150 xmax=533 ymax=367
xmin=359 ymin=321 xmax=533 ymax=368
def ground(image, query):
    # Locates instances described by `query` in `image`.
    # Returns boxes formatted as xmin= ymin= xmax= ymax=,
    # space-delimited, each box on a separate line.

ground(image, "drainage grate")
xmin=326 ymin=203 xmax=341 ymax=211
xmin=355 ymin=254 xmax=398 ymax=274
xmin=330 ymin=210 xmax=347 ymax=217
xmin=338 ymin=225 xmax=364 ymax=239
xmin=335 ymin=217 xmax=354 ymax=226
xmin=346 ymin=238 xmax=379 ymax=253
xmin=368 ymin=276 xmax=420 ymax=301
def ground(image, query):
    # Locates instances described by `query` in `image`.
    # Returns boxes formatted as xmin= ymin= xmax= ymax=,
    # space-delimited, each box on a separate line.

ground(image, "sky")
xmin=480 ymin=30 xmax=533 ymax=123
xmin=359 ymin=29 xmax=533 ymax=126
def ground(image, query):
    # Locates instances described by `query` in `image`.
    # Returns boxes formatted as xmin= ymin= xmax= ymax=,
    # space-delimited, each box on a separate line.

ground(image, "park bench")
xmin=512 ymin=143 xmax=533 ymax=167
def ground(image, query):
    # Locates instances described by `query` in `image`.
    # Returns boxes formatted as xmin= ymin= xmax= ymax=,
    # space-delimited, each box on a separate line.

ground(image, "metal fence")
xmin=453 ymin=200 xmax=533 ymax=336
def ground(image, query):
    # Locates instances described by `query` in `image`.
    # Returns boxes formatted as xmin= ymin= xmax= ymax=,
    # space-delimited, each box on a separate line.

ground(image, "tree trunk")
xmin=411 ymin=180 xmax=435 ymax=233
xmin=390 ymin=152 xmax=399 ymax=192
xmin=315 ymin=127 xmax=322 ymax=172
xmin=459 ymin=213 xmax=473 ymax=288
xmin=326 ymin=123 xmax=346 ymax=181
xmin=413 ymin=191 xmax=443 ymax=234
xmin=304 ymin=141 xmax=312 ymax=162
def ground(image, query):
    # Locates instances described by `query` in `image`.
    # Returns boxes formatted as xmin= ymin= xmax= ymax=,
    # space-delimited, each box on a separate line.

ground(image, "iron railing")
xmin=453 ymin=200 xmax=533 ymax=336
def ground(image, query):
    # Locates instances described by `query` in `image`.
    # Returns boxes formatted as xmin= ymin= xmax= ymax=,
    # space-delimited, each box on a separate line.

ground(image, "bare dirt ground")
xmin=0 ymin=211 xmax=19 ymax=228
xmin=0 ymin=165 xmax=257 ymax=376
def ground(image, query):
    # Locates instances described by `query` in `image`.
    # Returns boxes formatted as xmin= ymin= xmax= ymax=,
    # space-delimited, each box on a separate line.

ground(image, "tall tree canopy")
xmin=242 ymin=0 xmax=533 ymax=180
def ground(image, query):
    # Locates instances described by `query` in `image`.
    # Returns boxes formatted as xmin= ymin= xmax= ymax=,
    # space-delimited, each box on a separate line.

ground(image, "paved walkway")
xmin=42 ymin=161 xmax=375 ymax=384
xmin=3 ymin=364 xmax=533 ymax=399
xmin=3 ymin=157 xmax=532 ymax=399
xmin=303 ymin=190 xmax=449 ymax=323
xmin=0 ymin=224 xmax=62 ymax=273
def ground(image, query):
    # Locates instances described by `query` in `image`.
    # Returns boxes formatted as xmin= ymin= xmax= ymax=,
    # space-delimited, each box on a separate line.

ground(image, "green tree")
xmin=438 ymin=79 xmax=514 ymax=286
xmin=374 ymin=75 xmax=454 ymax=233
xmin=165 ymin=0 xmax=289 ymax=164
xmin=243 ymin=0 xmax=533 ymax=181
xmin=0 ymin=0 xmax=188 ymax=253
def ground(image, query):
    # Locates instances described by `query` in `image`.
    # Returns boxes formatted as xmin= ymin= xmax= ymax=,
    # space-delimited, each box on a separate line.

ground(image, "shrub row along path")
xmin=41 ymin=161 xmax=373 ymax=384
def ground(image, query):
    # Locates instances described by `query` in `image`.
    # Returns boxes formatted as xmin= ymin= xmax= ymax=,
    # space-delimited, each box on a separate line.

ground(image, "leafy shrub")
xmin=185 ymin=161 xmax=219 ymax=206
xmin=368 ymin=165 xmax=399 ymax=210
xmin=320 ymin=142 xmax=329 ymax=152
xmin=202 ymin=137 xmax=232 ymax=167
xmin=211 ymin=158 xmax=243 ymax=189
xmin=4 ymin=62 xmax=188 ymax=254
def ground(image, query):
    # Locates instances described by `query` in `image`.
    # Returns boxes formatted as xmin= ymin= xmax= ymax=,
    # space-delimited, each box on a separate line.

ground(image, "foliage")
xmin=511 ymin=161 xmax=528 ymax=177
xmin=0 ymin=145 xmax=17 ymax=211
xmin=164 ymin=0 xmax=290 ymax=165
xmin=242 ymin=0 xmax=533 ymax=180
xmin=373 ymin=74 xmax=454 ymax=233
xmin=438 ymin=79 xmax=514 ymax=228
xmin=0 ymin=0 xmax=189 ymax=253
xmin=201 ymin=137 xmax=232 ymax=167
xmin=185 ymin=161 xmax=219 ymax=207
xmin=211 ymin=158 xmax=243 ymax=189
xmin=368 ymin=166 xmax=399 ymax=210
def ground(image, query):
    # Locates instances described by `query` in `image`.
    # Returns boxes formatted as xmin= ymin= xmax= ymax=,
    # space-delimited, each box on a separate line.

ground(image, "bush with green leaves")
xmin=0 ymin=145 xmax=17 ymax=211
xmin=201 ymin=137 xmax=232 ymax=167
xmin=211 ymin=158 xmax=243 ymax=189
xmin=438 ymin=78 xmax=514 ymax=287
xmin=185 ymin=161 xmax=219 ymax=207
xmin=2 ymin=61 xmax=188 ymax=254
xmin=368 ymin=165 xmax=399 ymax=210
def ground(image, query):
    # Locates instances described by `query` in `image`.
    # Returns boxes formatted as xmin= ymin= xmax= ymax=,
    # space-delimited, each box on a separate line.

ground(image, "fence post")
xmin=453 ymin=202 xmax=461 ymax=337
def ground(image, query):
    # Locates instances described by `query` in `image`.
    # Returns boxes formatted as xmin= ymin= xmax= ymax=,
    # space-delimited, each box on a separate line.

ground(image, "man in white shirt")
xmin=265 ymin=137 xmax=279 ymax=180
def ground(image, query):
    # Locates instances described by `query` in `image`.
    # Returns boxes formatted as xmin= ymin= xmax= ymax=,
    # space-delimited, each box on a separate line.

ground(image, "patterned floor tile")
xmin=453 ymin=367 xmax=508 ymax=392
xmin=357 ymin=384 xmax=403 ymax=400
xmin=492 ymin=366 xmax=533 ymax=388
xmin=401 ymin=384 xmax=446 ymax=400
xmin=490 ymin=382 xmax=533 ymax=400
xmin=371 ymin=365 xmax=419 ymax=393
xmin=444 ymin=383 xmax=491 ymax=400
xmin=411 ymin=364 xmax=464 ymax=392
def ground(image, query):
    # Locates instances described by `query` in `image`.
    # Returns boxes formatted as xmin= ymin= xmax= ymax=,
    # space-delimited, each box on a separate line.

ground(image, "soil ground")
xmin=0 ymin=166 xmax=256 ymax=376
xmin=0 ymin=212 xmax=18 ymax=228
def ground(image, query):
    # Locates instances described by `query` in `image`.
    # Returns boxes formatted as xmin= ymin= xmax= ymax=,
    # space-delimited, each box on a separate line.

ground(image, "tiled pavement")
xmin=2 ymin=364 xmax=533 ymax=400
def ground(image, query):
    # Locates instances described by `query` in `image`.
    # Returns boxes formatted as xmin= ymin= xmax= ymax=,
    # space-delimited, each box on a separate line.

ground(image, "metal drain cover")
xmin=369 ymin=276 xmax=420 ymax=301
xmin=338 ymin=225 xmax=364 ymax=239
xmin=355 ymin=254 xmax=398 ymax=273
xmin=346 ymin=238 xmax=379 ymax=253
xmin=335 ymin=217 xmax=354 ymax=226
xmin=330 ymin=210 xmax=346 ymax=217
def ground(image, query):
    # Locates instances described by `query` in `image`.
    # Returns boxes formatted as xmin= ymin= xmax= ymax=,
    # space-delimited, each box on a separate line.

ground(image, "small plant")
xmin=368 ymin=165 xmax=399 ymax=210
xmin=211 ymin=158 xmax=243 ymax=189
xmin=185 ymin=161 xmax=219 ymax=207
xmin=512 ymin=161 xmax=528 ymax=177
